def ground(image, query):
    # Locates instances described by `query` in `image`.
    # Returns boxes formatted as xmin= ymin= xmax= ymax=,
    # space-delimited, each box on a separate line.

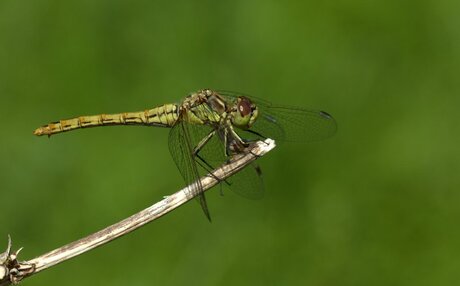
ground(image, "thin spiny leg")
xmin=193 ymin=130 xmax=216 ymax=155
xmin=191 ymin=129 xmax=231 ymax=190
xmin=195 ymin=153 xmax=231 ymax=187
xmin=245 ymin=129 xmax=267 ymax=140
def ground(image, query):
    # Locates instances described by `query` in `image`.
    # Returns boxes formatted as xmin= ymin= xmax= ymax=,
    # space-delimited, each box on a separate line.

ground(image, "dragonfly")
xmin=34 ymin=89 xmax=337 ymax=221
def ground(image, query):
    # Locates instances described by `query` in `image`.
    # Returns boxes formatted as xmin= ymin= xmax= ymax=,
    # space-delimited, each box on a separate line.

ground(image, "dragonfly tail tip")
xmin=33 ymin=128 xmax=43 ymax=136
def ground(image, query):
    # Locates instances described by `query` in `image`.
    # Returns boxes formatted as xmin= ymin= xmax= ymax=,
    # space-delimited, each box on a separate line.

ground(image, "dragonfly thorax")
xmin=182 ymin=90 xmax=258 ymax=131
xmin=176 ymin=90 xmax=227 ymax=130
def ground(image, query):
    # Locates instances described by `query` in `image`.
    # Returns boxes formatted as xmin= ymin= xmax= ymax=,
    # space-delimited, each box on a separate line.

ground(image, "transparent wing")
xmin=168 ymin=120 xmax=211 ymax=221
xmin=227 ymin=162 xmax=264 ymax=200
xmin=184 ymin=122 xmax=265 ymax=200
xmin=186 ymin=123 xmax=226 ymax=165
xmin=219 ymin=91 xmax=337 ymax=142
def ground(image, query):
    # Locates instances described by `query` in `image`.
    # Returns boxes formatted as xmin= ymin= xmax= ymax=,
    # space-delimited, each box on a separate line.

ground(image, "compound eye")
xmin=238 ymin=98 xmax=252 ymax=117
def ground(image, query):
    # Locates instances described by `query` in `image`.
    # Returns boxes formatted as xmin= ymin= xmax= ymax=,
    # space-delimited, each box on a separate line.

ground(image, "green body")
xmin=34 ymin=90 xmax=241 ymax=136
xmin=34 ymin=89 xmax=335 ymax=222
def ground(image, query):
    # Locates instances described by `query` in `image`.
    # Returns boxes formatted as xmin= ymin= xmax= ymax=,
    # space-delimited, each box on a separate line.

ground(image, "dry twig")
xmin=0 ymin=139 xmax=275 ymax=285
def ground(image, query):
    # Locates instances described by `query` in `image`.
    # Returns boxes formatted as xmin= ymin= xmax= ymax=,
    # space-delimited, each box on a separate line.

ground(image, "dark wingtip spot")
xmin=319 ymin=111 xmax=333 ymax=119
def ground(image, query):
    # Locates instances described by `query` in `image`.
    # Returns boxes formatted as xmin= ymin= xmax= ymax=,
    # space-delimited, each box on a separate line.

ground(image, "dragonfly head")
xmin=231 ymin=97 xmax=259 ymax=130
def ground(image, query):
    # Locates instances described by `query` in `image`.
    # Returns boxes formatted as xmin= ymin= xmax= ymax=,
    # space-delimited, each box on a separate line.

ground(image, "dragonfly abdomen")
xmin=34 ymin=104 xmax=179 ymax=136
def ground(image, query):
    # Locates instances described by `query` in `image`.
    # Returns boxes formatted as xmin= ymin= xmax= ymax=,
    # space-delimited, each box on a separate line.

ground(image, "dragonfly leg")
xmin=192 ymin=130 xmax=222 ymax=180
xmin=224 ymin=127 xmax=246 ymax=158
xmin=191 ymin=129 xmax=231 ymax=187
xmin=244 ymin=129 xmax=268 ymax=141
xmin=195 ymin=154 xmax=229 ymax=197
xmin=195 ymin=154 xmax=215 ymax=174
xmin=223 ymin=128 xmax=230 ymax=158
xmin=240 ymin=129 xmax=269 ymax=156
xmin=228 ymin=126 xmax=263 ymax=159
xmin=196 ymin=151 xmax=231 ymax=187
xmin=193 ymin=130 xmax=215 ymax=156
xmin=191 ymin=130 xmax=218 ymax=172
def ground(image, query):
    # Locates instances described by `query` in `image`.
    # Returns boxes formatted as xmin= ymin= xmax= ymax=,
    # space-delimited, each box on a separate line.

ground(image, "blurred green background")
xmin=1 ymin=0 xmax=459 ymax=285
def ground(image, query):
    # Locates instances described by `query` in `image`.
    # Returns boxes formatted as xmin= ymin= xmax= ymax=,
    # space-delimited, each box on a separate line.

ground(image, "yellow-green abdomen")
xmin=34 ymin=104 xmax=179 ymax=136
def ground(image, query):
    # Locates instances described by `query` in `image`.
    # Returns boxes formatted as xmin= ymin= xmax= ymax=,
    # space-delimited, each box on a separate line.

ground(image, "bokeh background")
xmin=1 ymin=0 xmax=459 ymax=285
